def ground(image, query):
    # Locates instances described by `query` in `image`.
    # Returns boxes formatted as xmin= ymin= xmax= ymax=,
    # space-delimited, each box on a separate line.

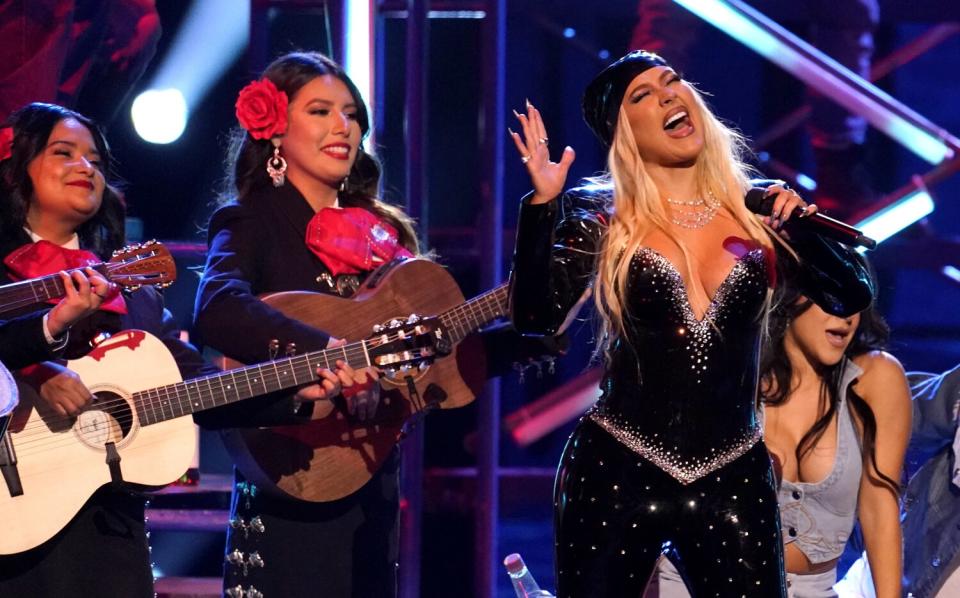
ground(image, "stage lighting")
xmin=131 ymin=89 xmax=188 ymax=144
xmin=132 ymin=0 xmax=248 ymax=145
xmin=346 ymin=0 xmax=373 ymax=109
xmin=942 ymin=265 xmax=960 ymax=284
xmin=673 ymin=0 xmax=956 ymax=165
xmin=854 ymin=189 xmax=934 ymax=246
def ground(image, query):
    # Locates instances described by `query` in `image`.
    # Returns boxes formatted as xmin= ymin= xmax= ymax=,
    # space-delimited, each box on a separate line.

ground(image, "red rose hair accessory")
xmin=0 ymin=127 xmax=13 ymax=161
xmin=235 ymin=78 xmax=289 ymax=140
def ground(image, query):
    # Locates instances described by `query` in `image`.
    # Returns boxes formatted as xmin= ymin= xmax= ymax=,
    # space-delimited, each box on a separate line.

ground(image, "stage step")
xmin=154 ymin=576 xmax=221 ymax=598
xmin=147 ymin=508 xmax=230 ymax=532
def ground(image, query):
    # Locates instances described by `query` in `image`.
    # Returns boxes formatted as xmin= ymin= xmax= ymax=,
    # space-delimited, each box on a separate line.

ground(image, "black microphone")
xmin=745 ymin=188 xmax=877 ymax=250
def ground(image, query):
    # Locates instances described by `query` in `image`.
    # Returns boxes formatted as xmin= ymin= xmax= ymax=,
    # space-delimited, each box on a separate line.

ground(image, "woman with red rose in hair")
xmin=196 ymin=51 xmax=563 ymax=598
xmin=194 ymin=52 xmax=420 ymax=598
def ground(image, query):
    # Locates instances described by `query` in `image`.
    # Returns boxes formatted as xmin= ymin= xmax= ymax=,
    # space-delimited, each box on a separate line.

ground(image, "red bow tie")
xmin=305 ymin=207 xmax=413 ymax=277
xmin=4 ymin=241 xmax=127 ymax=314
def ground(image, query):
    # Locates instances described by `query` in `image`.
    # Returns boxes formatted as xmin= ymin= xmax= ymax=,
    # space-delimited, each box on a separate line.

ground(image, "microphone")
xmin=745 ymin=188 xmax=877 ymax=250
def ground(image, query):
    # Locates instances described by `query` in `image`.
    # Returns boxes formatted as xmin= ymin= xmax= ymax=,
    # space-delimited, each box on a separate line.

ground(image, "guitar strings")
xmin=9 ymin=330 xmax=422 ymax=451
xmin=9 ymin=339 xmax=382 ymax=441
xmin=13 ymin=291 xmax=505 ymax=445
xmin=10 ymin=289 xmax=507 ymax=457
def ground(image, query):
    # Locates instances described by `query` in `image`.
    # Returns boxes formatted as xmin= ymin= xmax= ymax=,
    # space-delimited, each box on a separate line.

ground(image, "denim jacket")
xmin=902 ymin=364 xmax=960 ymax=597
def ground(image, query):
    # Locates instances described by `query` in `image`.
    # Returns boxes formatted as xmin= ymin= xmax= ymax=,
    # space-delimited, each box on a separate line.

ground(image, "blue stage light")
xmin=672 ymin=0 xmax=956 ymax=165
xmin=855 ymin=189 xmax=934 ymax=246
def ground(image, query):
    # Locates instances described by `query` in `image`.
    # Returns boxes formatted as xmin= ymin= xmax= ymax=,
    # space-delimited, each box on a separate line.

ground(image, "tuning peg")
xmin=389 ymin=319 xmax=402 ymax=329
xmin=384 ymin=368 xmax=397 ymax=379
xmin=372 ymin=323 xmax=383 ymax=333
xmin=406 ymin=314 xmax=420 ymax=324
xmin=418 ymin=361 xmax=430 ymax=371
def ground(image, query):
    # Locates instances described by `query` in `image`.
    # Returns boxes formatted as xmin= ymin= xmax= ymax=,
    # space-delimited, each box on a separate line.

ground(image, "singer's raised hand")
xmin=509 ymin=100 xmax=575 ymax=205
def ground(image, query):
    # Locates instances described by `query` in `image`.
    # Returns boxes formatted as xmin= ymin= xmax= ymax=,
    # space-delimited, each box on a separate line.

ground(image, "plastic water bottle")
xmin=503 ymin=553 xmax=555 ymax=597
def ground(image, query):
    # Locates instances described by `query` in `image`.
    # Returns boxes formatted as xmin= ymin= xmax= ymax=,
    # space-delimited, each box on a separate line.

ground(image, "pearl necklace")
xmin=666 ymin=191 xmax=721 ymax=229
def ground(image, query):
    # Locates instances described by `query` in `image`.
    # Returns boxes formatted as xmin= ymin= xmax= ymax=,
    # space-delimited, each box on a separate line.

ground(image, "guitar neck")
xmin=134 ymin=342 xmax=373 ymax=426
xmin=439 ymin=283 xmax=509 ymax=344
xmin=0 ymin=264 xmax=108 ymax=313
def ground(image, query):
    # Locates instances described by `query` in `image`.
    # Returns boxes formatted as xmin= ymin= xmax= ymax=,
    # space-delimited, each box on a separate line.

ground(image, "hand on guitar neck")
xmin=295 ymin=336 xmax=382 ymax=421
xmin=45 ymin=268 xmax=116 ymax=338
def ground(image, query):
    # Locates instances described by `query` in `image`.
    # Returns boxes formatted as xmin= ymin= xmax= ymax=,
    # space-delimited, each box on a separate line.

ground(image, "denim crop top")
xmin=778 ymin=359 xmax=863 ymax=564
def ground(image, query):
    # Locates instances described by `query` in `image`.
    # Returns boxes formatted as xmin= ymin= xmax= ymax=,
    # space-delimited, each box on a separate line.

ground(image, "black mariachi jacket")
xmin=510 ymin=181 xmax=874 ymax=337
xmin=194 ymin=182 xmax=565 ymax=429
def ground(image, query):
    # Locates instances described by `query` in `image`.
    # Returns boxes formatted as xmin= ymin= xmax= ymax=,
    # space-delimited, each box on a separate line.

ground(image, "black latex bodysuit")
xmin=509 ymin=184 xmax=872 ymax=598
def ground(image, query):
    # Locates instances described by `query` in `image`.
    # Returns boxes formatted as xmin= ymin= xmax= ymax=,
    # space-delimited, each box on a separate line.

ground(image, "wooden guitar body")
xmin=222 ymin=258 xmax=493 ymax=503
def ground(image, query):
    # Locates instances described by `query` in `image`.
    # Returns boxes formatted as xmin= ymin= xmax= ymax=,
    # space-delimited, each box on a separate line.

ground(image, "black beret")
xmin=581 ymin=51 xmax=669 ymax=147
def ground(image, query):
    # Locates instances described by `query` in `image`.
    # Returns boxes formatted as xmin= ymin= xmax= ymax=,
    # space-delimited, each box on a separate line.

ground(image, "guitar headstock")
xmin=105 ymin=240 xmax=177 ymax=291
xmin=367 ymin=315 xmax=452 ymax=377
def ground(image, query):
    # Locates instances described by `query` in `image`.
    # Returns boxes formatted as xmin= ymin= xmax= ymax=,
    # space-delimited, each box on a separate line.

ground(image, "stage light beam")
xmin=854 ymin=189 xmax=934 ymax=247
xmin=132 ymin=0 xmax=249 ymax=144
xmin=672 ymin=0 xmax=957 ymax=165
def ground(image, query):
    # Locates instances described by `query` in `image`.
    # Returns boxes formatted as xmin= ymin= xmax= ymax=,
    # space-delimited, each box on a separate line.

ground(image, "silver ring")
xmin=520 ymin=155 xmax=531 ymax=164
xmin=538 ymin=137 xmax=549 ymax=145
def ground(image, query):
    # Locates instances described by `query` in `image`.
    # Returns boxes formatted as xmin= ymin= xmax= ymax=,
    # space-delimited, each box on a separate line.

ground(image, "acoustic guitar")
xmin=0 ymin=240 xmax=176 ymax=437
xmin=221 ymin=257 xmax=509 ymax=503
xmin=0 ymin=317 xmax=444 ymax=554
xmin=0 ymin=240 xmax=177 ymax=316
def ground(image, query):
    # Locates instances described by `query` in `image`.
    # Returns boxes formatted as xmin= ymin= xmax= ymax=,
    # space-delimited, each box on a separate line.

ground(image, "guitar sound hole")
xmin=74 ymin=391 xmax=134 ymax=449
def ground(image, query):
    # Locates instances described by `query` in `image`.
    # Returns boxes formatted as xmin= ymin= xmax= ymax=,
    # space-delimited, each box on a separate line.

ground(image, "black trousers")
xmin=554 ymin=420 xmax=786 ymax=598
xmin=223 ymin=448 xmax=401 ymax=598
xmin=0 ymin=486 xmax=152 ymax=598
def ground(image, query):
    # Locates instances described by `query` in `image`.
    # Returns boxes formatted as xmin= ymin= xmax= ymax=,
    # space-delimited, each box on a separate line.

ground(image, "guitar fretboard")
xmin=439 ymin=284 xmax=509 ymax=344
xmin=0 ymin=264 xmax=109 ymax=313
xmin=135 ymin=283 xmax=508 ymax=426
xmin=134 ymin=342 xmax=372 ymax=426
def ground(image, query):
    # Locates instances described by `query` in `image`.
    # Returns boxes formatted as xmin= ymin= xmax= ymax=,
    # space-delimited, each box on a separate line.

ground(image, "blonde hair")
xmin=592 ymin=84 xmax=775 ymax=358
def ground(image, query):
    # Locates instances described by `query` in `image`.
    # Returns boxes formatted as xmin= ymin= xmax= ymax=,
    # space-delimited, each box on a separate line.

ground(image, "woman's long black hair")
xmin=0 ymin=103 xmax=125 ymax=259
xmin=761 ymin=252 xmax=900 ymax=494
xmin=222 ymin=51 xmax=419 ymax=254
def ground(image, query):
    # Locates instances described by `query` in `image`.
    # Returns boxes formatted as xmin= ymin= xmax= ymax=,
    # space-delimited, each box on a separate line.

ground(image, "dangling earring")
xmin=339 ymin=176 xmax=348 ymax=193
xmin=266 ymin=138 xmax=286 ymax=187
